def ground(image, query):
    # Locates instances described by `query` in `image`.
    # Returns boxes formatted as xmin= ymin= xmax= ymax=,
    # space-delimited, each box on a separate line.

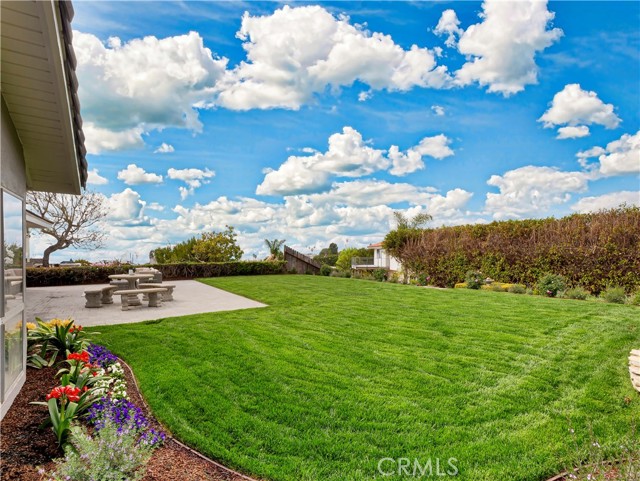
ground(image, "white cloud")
xmin=358 ymin=90 xmax=373 ymax=102
xmin=83 ymin=123 xmax=144 ymax=154
xmin=434 ymin=9 xmax=462 ymax=48
xmin=485 ymin=165 xmax=589 ymax=219
xmin=117 ymin=164 xmax=163 ymax=185
xmin=389 ymin=134 xmax=454 ymax=176
xmin=257 ymin=127 xmax=388 ymax=195
xmin=52 ymin=176 xmax=477 ymax=262
xmin=216 ymin=5 xmax=451 ymax=110
xmin=86 ymin=168 xmax=108 ymax=185
xmin=106 ymin=188 xmax=147 ymax=223
xmin=572 ymin=191 xmax=640 ymax=213
xmin=154 ymin=143 xmax=175 ymax=154
xmin=556 ymin=126 xmax=590 ymax=139
xmin=454 ymin=0 xmax=563 ymax=95
xmin=431 ymin=105 xmax=445 ymax=116
xmin=74 ymin=31 xmax=227 ymax=151
xmin=167 ymin=167 xmax=216 ymax=199
xmin=146 ymin=202 xmax=165 ymax=212
xmin=539 ymin=84 xmax=621 ymax=137
xmin=257 ymin=127 xmax=454 ymax=194
xmin=577 ymin=131 xmax=640 ymax=176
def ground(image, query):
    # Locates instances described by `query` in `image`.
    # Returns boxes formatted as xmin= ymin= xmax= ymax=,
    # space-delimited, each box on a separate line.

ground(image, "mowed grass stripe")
xmin=92 ymin=275 xmax=639 ymax=481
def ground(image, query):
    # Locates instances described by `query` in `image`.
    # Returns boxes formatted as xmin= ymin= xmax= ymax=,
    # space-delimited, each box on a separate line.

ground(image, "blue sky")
xmin=39 ymin=1 xmax=640 ymax=263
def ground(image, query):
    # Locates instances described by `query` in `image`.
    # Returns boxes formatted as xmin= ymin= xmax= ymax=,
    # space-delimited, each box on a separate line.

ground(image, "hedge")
xmin=395 ymin=206 xmax=640 ymax=294
xmin=26 ymin=261 xmax=287 ymax=287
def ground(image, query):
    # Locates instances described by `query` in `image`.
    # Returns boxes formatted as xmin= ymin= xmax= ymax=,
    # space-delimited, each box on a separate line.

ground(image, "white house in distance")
xmin=351 ymin=242 xmax=402 ymax=272
xmin=1 ymin=0 xmax=87 ymax=419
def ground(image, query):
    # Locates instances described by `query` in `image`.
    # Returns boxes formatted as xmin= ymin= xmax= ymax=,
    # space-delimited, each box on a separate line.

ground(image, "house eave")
xmin=1 ymin=0 xmax=87 ymax=195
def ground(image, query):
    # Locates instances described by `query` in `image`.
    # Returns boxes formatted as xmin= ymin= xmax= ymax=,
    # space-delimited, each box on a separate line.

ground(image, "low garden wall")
xmin=26 ymin=261 xmax=286 ymax=287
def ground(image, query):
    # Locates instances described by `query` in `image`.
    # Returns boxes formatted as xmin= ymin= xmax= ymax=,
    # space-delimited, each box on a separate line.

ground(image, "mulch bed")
xmin=1 ymin=364 xmax=258 ymax=481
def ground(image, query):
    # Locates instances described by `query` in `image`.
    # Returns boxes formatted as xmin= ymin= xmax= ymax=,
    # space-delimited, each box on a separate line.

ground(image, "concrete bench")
xmin=101 ymin=286 xmax=119 ymax=304
xmin=139 ymin=283 xmax=175 ymax=301
xmin=115 ymin=288 xmax=168 ymax=311
xmin=84 ymin=289 xmax=103 ymax=308
xmin=110 ymin=279 xmax=128 ymax=289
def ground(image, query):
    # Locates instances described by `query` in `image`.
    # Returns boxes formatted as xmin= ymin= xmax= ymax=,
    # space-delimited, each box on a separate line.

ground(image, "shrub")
xmin=630 ymin=291 xmax=640 ymax=306
xmin=47 ymin=422 xmax=156 ymax=481
xmin=373 ymin=269 xmax=387 ymax=282
xmin=465 ymin=270 xmax=483 ymax=290
xmin=565 ymin=287 xmax=589 ymax=300
xmin=491 ymin=283 xmax=506 ymax=292
xmin=508 ymin=284 xmax=526 ymax=294
xmin=391 ymin=206 xmax=640 ymax=293
xmin=538 ymin=273 xmax=567 ymax=297
xmin=601 ymin=286 xmax=627 ymax=304
xmin=26 ymin=261 xmax=286 ymax=287
xmin=320 ymin=265 xmax=333 ymax=276
xmin=330 ymin=270 xmax=350 ymax=278
xmin=387 ymin=272 xmax=401 ymax=284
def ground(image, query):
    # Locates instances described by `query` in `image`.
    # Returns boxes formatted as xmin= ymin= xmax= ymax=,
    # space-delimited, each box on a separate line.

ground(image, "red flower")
xmin=70 ymin=326 xmax=83 ymax=333
xmin=68 ymin=351 xmax=90 ymax=363
xmin=45 ymin=385 xmax=82 ymax=403
xmin=46 ymin=386 xmax=65 ymax=401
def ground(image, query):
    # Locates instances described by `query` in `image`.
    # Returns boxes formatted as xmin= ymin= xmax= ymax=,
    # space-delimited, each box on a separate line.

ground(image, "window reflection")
xmin=3 ymin=314 xmax=23 ymax=396
xmin=3 ymin=191 xmax=24 ymax=315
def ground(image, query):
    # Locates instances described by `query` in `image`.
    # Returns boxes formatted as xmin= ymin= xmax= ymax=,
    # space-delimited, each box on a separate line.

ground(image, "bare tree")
xmin=26 ymin=191 xmax=107 ymax=266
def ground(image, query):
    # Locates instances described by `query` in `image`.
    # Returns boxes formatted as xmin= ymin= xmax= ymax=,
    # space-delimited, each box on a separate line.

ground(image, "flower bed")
xmin=24 ymin=319 xmax=166 ymax=479
xmin=0 ymin=317 xmax=257 ymax=481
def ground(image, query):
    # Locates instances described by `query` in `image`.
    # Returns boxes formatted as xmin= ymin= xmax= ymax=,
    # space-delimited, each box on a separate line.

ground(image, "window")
xmin=1 ymin=190 xmax=25 ymax=402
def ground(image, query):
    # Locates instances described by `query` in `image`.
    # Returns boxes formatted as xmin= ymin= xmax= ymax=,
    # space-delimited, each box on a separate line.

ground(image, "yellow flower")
xmin=26 ymin=322 xmax=37 ymax=330
xmin=45 ymin=318 xmax=73 ymax=327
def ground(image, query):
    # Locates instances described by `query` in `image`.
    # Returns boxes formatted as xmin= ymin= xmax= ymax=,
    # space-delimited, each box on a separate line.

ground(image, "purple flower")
xmin=87 ymin=343 xmax=118 ymax=368
xmin=88 ymin=397 xmax=165 ymax=447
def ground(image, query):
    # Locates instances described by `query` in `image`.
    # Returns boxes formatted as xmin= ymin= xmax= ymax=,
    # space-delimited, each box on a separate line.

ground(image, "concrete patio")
xmin=25 ymin=280 xmax=266 ymax=327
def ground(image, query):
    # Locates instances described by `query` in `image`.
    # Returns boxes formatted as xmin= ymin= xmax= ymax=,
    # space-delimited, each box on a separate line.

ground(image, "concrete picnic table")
xmin=108 ymin=273 xmax=154 ymax=306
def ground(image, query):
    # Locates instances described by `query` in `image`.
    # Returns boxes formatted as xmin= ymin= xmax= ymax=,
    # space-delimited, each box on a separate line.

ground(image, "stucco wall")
xmin=1 ymin=97 xmax=27 ymax=196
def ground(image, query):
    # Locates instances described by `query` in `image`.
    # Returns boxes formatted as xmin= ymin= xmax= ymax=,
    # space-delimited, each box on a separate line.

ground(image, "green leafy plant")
xmin=508 ymin=284 xmax=526 ymax=294
xmin=538 ymin=273 xmax=567 ymax=297
xmin=601 ymin=286 xmax=627 ymax=304
xmin=35 ymin=382 xmax=103 ymax=446
xmin=465 ymin=270 xmax=483 ymax=289
xmin=373 ymin=269 xmax=387 ymax=282
xmin=320 ymin=265 xmax=333 ymax=276
xmin=565 ymin=287 xmax=589 ymax=300
xmin=32 ymin=385 xmax=82 ymax=445
xmin=27 ymin=319 xmax=92 ymax=368
xmin=631 ymin=290 xmax=640 ymax=306
xmin=329 ymin=270 xmax=350 ymax=278
xmin=46 ymin=422 xmax=155 ymax=480
xmin=56 ymin=351 xmax=106 ymax=391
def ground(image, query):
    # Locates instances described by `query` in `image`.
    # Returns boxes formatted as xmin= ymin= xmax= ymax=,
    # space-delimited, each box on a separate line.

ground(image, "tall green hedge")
xmin=26 ymin=261 xmax=286 ymax=287
xmin=396 ymin=206 xmax=640 ymax=293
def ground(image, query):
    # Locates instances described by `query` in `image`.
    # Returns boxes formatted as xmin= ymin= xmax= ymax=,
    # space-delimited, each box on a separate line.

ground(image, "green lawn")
xmin=92 ymin=275 xmax=639 ymax=480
